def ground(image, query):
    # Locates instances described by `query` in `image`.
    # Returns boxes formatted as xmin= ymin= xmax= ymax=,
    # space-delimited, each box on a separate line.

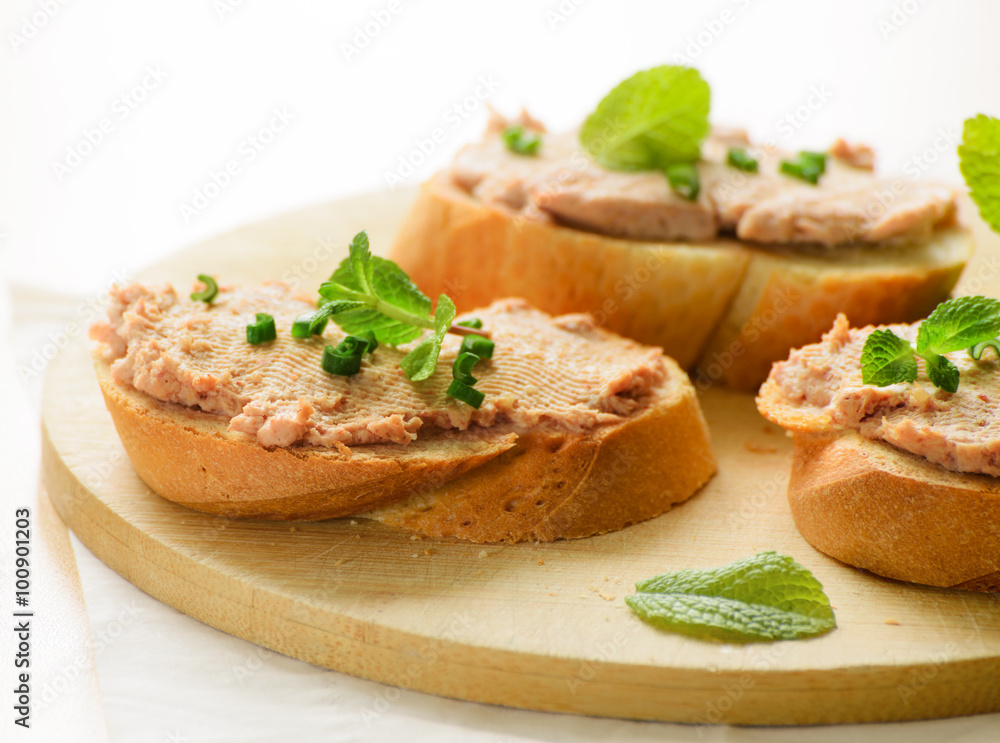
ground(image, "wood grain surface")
xmin=41 ymin=188 xmax=1000 ymax=725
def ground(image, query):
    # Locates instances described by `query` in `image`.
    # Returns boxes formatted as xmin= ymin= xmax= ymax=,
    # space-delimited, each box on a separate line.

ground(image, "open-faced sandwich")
xmin=757 ymin=298 xmax=1000 ymax=592
xmin=390 ymin=66 xmax=973 ymax=391
xmin=88 ymin=232 xmax=715 ymax=543
xmin=755 ymin=115 xmax=1000 ymax=593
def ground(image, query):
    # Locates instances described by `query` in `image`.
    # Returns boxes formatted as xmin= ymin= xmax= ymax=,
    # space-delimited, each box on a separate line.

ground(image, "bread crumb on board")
xmin=745 ymin=440 xmax=779 ymax=454
xmin=885 ymin=618 xmax=901 ymax=626
xmin=537 ymin=559 xmax=546 ymax=566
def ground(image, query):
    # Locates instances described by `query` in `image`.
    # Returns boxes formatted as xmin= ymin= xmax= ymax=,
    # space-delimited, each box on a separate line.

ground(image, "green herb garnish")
xmin=313 ymin=231 xmax=459 ymax=382
xmin=726 ymin=147 xmax=758 ymax=173
xmin=501 ymin=124 xmax=541 ymax=156
xmin=666 ymin=162 xmax=700 ymax=201
xmin=626 ymin=552 xmax=836 ymax=643
xmin=452 ymin=352 xmax=480 ymax=386
xmin=246 ymin=313 xmax=277 ymax=345
xmin=459 ymin=334 xmax=495 ymax=360
xmin=398 ymin=296 xmax=456 ymax=381
xmin=292 ymin=312 xmax=326 ymax=338
xmin=320 ymin=334 xmax=376 ymax=376
xmin=190 ymin=274 xmax=219 ymax=303
xmin=579 ymin=65 xmax=710 ymax=172
xmin=860 ymin=296 xmax=1000 ymax=393
xmin=779 ymin=150 xmax=827 ymax=185
xmin=322 ymin=343 xmax=361 ymax=376
xmin=446 ymin=379 xmax=485 ymax=409
xmin=457 ymin=318 xmax=483 ymax=330
xmin=969 ymin=339 xmax=1000 ymax=360
xmin=959 ymin=114 xmax=1000 ymax=234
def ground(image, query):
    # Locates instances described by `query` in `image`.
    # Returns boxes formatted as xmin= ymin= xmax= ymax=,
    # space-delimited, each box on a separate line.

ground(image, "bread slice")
xmin=95 ymin=353 xmax=716 ymax=541
xmin=94 ymin=357 xmax=518 ymax=520
xmin=390 ymin=174 xmax=972 ymax=391
xmin=365 ymin=365 xmax=716 ymax=542
xmin=788 ymin=432 xmax=1000 ymax=592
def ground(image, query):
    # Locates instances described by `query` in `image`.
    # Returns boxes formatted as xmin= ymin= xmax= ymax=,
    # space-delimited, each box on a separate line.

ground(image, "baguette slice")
xmin=788 ymin=431 xmax=1000 ymax=592
xmin=94 ymin=349 xmax=716 ymax=542
xmin=391 ymin=173 xmax=972 ymax=391
xmin=94 ymin=356 xmax=518 ymax=520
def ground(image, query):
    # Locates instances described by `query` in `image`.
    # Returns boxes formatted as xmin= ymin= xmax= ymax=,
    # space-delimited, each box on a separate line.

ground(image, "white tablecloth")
xmin=5 ymin=1 xmax=1000 ymax=739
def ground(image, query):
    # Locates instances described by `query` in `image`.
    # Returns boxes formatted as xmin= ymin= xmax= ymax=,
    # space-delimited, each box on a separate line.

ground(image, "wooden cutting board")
xmin=41 ymin=188 xmax=1000 ymax=726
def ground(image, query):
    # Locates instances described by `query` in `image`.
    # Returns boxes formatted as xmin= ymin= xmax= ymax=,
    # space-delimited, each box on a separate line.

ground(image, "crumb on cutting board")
xmin=745 ymin=440 xmax=779 ymax=454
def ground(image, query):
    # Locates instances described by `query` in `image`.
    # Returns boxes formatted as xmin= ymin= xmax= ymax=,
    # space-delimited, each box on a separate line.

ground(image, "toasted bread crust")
xmin=390 ymin=173 xmax=749 ymax=371
xmin=788 ymin=432 xmax=1000 ymax=591
xmin=95 ymin=352 xmax=716 ymax=541
xmin=391 ymin=175 xmax=972 ymax=391
xmin=366 ymin=358 xmax=716 ymax=542
xmin=95 ymin=357 xmax=518 ymax=520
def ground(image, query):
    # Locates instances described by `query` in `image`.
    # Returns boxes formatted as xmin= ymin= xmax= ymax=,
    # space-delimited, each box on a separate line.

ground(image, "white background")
xmin=3 ymin=0 xmax=1000 ymax=741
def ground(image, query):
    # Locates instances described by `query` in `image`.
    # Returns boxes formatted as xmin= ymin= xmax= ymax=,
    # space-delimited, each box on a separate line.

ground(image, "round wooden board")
xmin=42 ymin=189 xmax=1000 ymax=726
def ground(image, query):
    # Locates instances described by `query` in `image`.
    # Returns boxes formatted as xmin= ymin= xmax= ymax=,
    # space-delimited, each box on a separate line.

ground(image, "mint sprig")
xmin=399 ymin=295 xmax=456 ymax=381
xmin=626 ymin=552 xmax=836 ymax=643
xmin=313 ymin=231 xmax=460 ymax=381
xmin=860 ymin=296 xmax=1000 ymax=393
xmin=580 ymin=65 xmax=710 ymax=172
xmin=959 ymin=114 xmax=1000 ymax=234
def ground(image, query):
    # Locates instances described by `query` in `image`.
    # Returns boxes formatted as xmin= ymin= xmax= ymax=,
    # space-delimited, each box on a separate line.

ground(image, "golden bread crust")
xmin=788 ymin=432 xmax=1000 ymax=591
xmin=391 ymin=174 xmax=972 ymax=391
xmin=95 ymin=352 xmax=716 ymax=541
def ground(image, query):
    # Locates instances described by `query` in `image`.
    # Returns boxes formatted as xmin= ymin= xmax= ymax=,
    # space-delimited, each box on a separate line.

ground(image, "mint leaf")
xmin=959 ymin=115 xmax=1000 ymax=234
xmin=580 ymin=65 xmax=710 ymax=172
xmin=400 ymin=295 xmax=456 ymax=381
xmin=318 ymin=232 xmax=434 ymax=346
xmin=860 ymin=329 xmax=918 ymax=387
xmin=347 ymin=231 xmax=375 ymax=296
xmin=626 ymin=552 xmax=835 ymax=643
xmin=915 ymin=295 xmax=1000 ymax=355
xmin=924 ymin=353 xmax=960 ymax=393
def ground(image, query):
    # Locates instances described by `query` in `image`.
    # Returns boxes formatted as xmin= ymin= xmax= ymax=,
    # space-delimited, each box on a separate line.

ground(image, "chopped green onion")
xmin=460 ymin=334 xmax=495 ymax=360
xmin=779 ymin=160 xmax=821 ymax=184
xmin=452 ymin=352 xmax=480 ymax=386
xmin=190 ymin=274 xmax=219 ymax=303
xmin=780 ymin=150 xmax=827 ymax=185
xmin=322 ymin=345 xmax=362 ymax=376
xmin=336 ymin=335 xmax=371 ymax=357
xmin=726 ymin=147 xmax=759 ymax=173
xmin=666 ymin=163 xmax=700 ymax=201
xmin=969 ymin=339 xmax=1000 ymax=360
xmin=799 ymin=150 xmax=827 ymax=175
xmin=292 ymin=312 xmax=326 ymax=338
xmin=457 ymin=318 xmax=483 ymax=330
xmin=359 ymin=329 xmax=378 ymax=353
xmin=446 ymin=379 xmax=485 ymax=409
xmin=501 ymin=124 xmax=542 ymax=156
xmin=246 ymin=313 xmax=277 ymax=344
